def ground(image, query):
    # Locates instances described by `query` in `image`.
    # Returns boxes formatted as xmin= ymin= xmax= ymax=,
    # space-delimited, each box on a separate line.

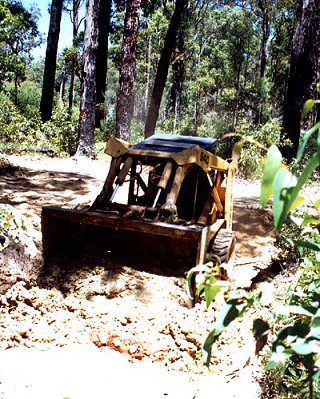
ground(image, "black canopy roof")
xmin=132 ymin=133 xmax=217 ymax=154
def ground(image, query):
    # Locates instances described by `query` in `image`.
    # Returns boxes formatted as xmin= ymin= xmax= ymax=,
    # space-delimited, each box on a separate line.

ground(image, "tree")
xmin=64 ymin=0 xmax=85 ymax=109
xmin=165 ymin=12 xmax=187 ymax=131
xmin=251 ymin=0 xmax=273 ymax=124
xmin=144 ymin=0 xmax=188 ymax=138
xmin=0 ymin=0 xmax=41 ymax=97
xmin=95 ymin=0 xmax=112 ymax=127
xmin=75 ymin=0 xmax=100 ymax=157
xmin=40 ymin=0 xmax=63 ymax=122
xmin=281 ymin=0 xmax=320 ymax=160
xmin=115 ymin=0 xmax=142 ymax=142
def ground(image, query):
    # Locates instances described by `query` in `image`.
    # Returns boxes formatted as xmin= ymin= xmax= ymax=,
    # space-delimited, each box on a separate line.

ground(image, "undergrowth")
xmin=190 ymin=112 xmax=320 ymax=398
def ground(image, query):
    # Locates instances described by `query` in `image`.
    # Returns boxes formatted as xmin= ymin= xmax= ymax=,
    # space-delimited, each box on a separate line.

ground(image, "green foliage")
xmin=235 ymin=119 xmax=283 ymax=179
xmin=0 ymin=92 xmax=78 ymax=156
xmin=0 ymin=204 xmax=27 ymax=252
xmin=197 ymin=114 xmax=320 ymax=398
xmin=260 ymin=120 xmax=320 ymax=229
xmin=259 ymin=117 xmax=320 ymax=397
xmin=0 ymin=0 xmax=42 ymax=88
xmin=41 ymin=102 xmax=79 ymax=156
xmin=0 ymin=91 xmax=40 ymax=148
xmin=186 ymin=263 xmax=232 ymax=309
xmin=7 ymin=80 xmax=42 ymax=120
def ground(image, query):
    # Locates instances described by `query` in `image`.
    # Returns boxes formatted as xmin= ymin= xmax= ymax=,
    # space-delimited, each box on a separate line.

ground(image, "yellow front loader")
xmin=42 ymin=133 xmax=235 ymax=280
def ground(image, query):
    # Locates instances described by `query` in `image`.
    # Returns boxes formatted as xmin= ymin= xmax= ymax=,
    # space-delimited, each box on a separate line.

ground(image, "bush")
xmin=41 ymin=102 xmax=79 ymax=156
xmin=0 ymin=92 xmax=40 ymax=149
xmin=236 ymin=119 xmax=283 ymax=179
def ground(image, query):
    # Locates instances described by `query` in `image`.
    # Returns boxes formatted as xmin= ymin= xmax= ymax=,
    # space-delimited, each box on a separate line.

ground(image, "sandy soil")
xmin=0 ymin=155 xmax=281 ymax=398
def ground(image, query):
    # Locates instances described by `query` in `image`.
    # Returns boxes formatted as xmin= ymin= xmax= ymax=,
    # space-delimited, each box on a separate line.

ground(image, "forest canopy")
xmin=0 ymin=0 xmax=319 ymax=165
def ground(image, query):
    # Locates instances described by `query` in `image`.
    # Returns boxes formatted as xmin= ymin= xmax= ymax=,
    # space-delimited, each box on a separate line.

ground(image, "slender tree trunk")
xmin=115 ymin=0 xmax=141 ymax=142
xmin=256 ymin=0 xmax=271 ymax=125
xmin=281 ymin=0 xmax=320 ymax=161
xmin=40 ymin=0 xmax=63 ymax=122
xmin=68 ymin=0 xmax=81 ymax=110
xmin=60 ymin=72 xmax=67 ymax=100
xmin=144 ymin=0 xmax=188 ymax=138
xmin=166 ymin=29 xmax=186 ymax=129
xmin=95 ymin=0 xmax=112 ymax=128
xmin=143 ymin=35 xmax=152 ymax=120
xmin=76 ymin=0 xmax=100 ymax=158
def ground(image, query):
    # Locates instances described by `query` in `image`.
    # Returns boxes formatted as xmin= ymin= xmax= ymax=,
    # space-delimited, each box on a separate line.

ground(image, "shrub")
xmin=236 ymin=119 xmax=283 ymax=179
xmin=41 ymin=102 xmax=79 ymax=156
xmin=0 ymin=92 xmax=40 ymax=149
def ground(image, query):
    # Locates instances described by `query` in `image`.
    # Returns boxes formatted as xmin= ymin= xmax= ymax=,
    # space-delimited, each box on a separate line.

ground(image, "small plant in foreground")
xmin=0 ymin=204 xmax=27 ymax=252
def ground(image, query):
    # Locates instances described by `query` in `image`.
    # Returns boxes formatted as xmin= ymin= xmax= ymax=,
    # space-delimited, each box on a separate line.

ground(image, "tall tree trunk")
xmin=115 ymin=0 xmax=141 ymax=142
xmin=166 ymin=28 xmax=186 ymax=130
xmin=40 ymin=0 xmax=63 ymax=122
xmin=68 ymin=0 xmax=82 ymax=110
xmin=281 ymin=0 xmax=320 ymax=161
xmin=75 ymin=0 xmax=100 ymax=157
xmin=256 ymin=0 xmax=271 ymax=125
xmin=144 ymin=0 xmax=188 ymax=138
xmin=60 ymin=72 xmax=67 ymax=100
xmin=95 ymin=0 xmax=112 ymax=128
xmin=143 ymin=35 xmax=152 ymax=120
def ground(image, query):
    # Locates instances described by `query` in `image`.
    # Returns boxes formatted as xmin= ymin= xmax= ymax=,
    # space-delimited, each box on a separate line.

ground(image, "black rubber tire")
xmin=206 ymin=228 xmax=236 ymax=264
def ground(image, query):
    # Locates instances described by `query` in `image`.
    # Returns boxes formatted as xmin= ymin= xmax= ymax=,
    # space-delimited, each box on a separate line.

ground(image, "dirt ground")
xmin=0 ymin=155 xmax=282 ymax=398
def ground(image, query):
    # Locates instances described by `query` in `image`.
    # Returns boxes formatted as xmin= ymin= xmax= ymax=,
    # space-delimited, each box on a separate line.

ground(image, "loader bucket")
xmin=41 ymin=206 xmax=211 ymax=276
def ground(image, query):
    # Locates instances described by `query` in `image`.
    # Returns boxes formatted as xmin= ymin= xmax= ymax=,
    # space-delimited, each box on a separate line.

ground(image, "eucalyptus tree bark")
xmin=95 ymin=0 xmax=112 ymax=127
xmin=115 ymin=0 xmax=141 ymax=142
xmin=75 ymin=0 xmax=100 ymax=158
xmin=144 ymin=0 xmax=188 ymax=138
xmin=281 ymin=0 xmax=320 ymax=161
xmin=40 ymin=0 xmax=63 ymax=122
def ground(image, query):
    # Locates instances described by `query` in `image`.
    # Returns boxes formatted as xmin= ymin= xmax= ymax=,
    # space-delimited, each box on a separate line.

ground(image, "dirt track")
xmin=0 ymin=155 xmax=278 ymax=398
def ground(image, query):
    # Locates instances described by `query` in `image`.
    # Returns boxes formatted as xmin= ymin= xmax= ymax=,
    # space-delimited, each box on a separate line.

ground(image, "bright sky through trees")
xmin=20 ymin=0 xmax=76 ymax=58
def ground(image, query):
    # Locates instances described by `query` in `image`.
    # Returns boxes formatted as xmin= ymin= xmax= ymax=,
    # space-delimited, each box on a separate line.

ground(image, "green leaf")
xmin=266 ymin=347 xmax=292 ymax=370
xmin=292 ymin=340 xmax=320 ymax=355
xmin=309 ymin=317 xmax=320 ymax=339
xmin=273 ymin=168 xmax=296 ymax=229
xmin=275 ymin=305 xmax=314 ymax=317
xmin=290 ymin=215 xmax=304 ymax=226
xmin=315 ymin=198 xmax=320 ymax=209
xmin=293 ymin=121 xmax=320 ymax=170
xmin=260 ymin=145 xmax=283 ymax=206
xmin=301 ymin=215 xmax=320 ymax=226
xmin=301 ymin=100 xmax=320 ymax=121
xmin=204 ymin=281 xmax=231 ymax=308
xmin=288 ymin=153 xmax=320 ymax=214
xmin=289 ymin=194 xmax=305 ymax=211
xmin=292 ymin=240 xmax=320 ymax=252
